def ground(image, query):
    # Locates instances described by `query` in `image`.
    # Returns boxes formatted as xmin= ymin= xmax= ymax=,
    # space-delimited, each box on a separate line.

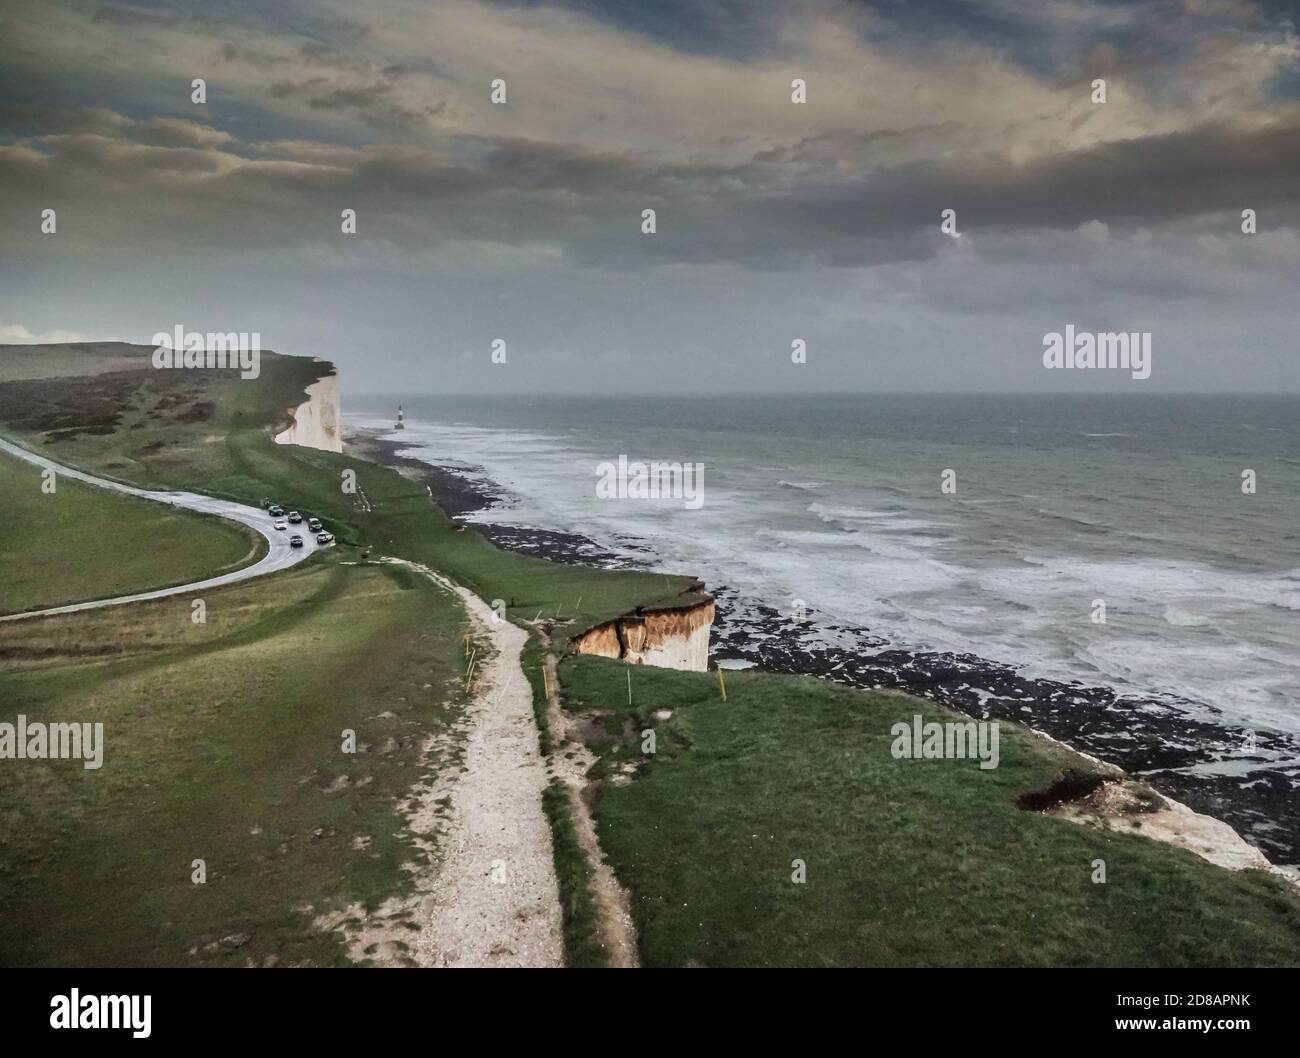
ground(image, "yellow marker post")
xmin=717 ymin=665 xmax=727 ymax=702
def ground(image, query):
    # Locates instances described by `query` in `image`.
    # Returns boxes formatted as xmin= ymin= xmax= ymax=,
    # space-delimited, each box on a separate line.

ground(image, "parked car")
xmin=307 ymin=517 xmax=322 ymax=532
xmin=273 ymin=520 xmax=288 ymax=531
xmin=288 ymin=511 xmax=303 ymax=524
xmin=316 ymin=531 xmax=334 ymax=545
xmin=289 ymin=534 xmax=304 ymax=548
xmin=268 ymin=505 xmax=284 ymax=517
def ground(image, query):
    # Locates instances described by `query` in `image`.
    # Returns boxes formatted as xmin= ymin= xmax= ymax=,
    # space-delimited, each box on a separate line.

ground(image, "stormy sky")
xmin=1 ymin=0 xmax=1298 ymax=394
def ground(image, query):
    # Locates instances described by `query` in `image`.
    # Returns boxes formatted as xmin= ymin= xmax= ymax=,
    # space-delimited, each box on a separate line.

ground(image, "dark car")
xmin=307 ymin=517 xmax=322 ymax=532
xmin=268 ymin=505 xmax=284 ymax=517
xmin=288 ymin=510 xmax=303 ymax=524
xmin=289 ymin=534 xmax=304 ymax=548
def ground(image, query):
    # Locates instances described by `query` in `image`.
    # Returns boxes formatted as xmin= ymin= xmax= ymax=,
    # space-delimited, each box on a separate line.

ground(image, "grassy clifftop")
xmin=560 ymin=656 xmax=1300 ymax=966
xmin=0 ymin=561 xmax=468 ymax=966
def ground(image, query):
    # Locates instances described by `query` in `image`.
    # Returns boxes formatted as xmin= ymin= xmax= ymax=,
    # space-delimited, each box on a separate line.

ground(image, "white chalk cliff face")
xmin=640 ymin=622 xmax=711 ymax=670
xmin=572 ymin=599 xmax=715 ymax=672
xmin=275 ymin=371 xmax=342 ymax=453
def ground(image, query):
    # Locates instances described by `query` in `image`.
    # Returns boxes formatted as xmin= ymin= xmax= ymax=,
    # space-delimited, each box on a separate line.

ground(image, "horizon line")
xmin=343 ymin=389 xmax=1300 ymax=399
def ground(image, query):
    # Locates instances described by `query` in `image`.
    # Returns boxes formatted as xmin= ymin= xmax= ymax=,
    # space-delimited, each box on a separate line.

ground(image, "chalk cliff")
xmin=275 ymin=369 xmax=342 ymax=453
xmin=572 ymin=592 xmax=715 ymax=672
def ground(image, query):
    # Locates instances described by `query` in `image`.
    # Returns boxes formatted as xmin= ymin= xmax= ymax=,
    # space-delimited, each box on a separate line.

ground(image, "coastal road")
xmin=0 ymin=434 xmax=321 ymax=622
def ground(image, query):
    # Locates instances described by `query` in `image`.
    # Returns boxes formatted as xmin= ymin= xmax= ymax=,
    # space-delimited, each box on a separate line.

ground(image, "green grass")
xmin=523 ymin=637 xmax=613 ymax=967
xmin=559 ymin=655 xmax=1300 ymax=967
xmin=520 ymin=638 xmax=555 ymax=757
xmin=541 ymin=779 xmax=609 ymax=968
xmin=0 ymin=450 xmax=263 ymax=615
xmin=0 ymin=560 xmax=469 ymax=967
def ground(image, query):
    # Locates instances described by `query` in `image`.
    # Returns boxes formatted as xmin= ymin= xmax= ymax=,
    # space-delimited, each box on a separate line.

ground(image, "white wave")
xmin=1163 ymin=605 xmax=1211 ymax=627
xmin=807 ymin=502 xmax=903 ymax=520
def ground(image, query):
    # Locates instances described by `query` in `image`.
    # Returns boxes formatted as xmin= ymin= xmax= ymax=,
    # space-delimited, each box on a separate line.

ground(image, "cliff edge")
xmin=275 ymin=367 xmax=342 ymax=453
xmin=571 ymin=589 xmax=715 ymax=672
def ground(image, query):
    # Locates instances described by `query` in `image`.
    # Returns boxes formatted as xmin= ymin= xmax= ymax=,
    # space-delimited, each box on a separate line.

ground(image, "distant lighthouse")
xmin=395 ymin=403 xmax=405 ymax=430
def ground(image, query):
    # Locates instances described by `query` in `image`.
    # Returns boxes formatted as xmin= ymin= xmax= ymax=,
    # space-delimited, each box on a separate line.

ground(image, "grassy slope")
xmin=0 ymin=449 xmax=263 ymax=615
xmin=0 ymin=559 xmax=468 ymax=967
xmin=560 ymin=655 xmax=1300 ymax=967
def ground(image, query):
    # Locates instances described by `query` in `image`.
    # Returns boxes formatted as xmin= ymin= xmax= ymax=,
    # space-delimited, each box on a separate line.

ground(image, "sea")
xmin=348 ymin=393 xmax=1300 ymax=860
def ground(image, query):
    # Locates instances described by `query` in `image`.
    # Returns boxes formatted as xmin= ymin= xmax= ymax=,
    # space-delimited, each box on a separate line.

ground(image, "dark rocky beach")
xmin=347 ymin=425 xmax=1300 ymax=870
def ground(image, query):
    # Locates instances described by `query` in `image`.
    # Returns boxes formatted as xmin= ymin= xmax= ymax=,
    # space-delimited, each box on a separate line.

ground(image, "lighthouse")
xmin=395 ymin=403 xmax=405 ymax=430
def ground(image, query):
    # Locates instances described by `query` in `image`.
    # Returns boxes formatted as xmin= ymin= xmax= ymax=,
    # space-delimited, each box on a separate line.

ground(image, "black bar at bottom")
xmin=0 ymin=967 xmax=1292 ymax=1045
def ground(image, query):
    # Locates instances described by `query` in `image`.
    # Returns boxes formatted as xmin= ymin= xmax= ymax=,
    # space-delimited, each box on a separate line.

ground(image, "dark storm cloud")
xmin=2 ymin=106 xmax=1297 ymax=276
xmin=720 ymin=117 xmax=1300 ymax=258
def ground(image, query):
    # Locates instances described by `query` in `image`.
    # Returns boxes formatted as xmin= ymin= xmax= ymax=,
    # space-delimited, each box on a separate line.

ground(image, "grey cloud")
xmin=267 ymin=76 xmax=448 ymax=127
xmin=0 ymin=104 xmax=131 ymax=138
xmin=93 ymin=3 xmax=183 ymax=27
xmin=4 ymin=112 xmax=1298 ymax=275
xmin=133 ymin=117 xmax=235 ymax=149
xmin=683 ymin=117 xmax=1300 ymax=267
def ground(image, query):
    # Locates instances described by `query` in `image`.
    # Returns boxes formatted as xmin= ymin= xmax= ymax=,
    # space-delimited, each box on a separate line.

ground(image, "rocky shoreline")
xmin=346 ymin=425 xmax=1300 ymax=870
xmin=346 ymin=431 xmax=651 ymax=566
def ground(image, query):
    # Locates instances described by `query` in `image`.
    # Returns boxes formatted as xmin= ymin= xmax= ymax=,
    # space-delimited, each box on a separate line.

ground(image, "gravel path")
xmin=393 ymin=561 xmax=563 ymax=967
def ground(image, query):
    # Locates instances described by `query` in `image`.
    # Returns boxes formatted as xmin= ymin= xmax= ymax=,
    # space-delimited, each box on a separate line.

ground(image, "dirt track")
xmin=378 ymin=560 xmax=563 ymax=967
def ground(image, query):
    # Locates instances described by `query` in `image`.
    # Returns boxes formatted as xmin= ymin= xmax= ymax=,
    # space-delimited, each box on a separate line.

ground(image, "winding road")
xmin=0 ymin=434 xmax=320 ymax=622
